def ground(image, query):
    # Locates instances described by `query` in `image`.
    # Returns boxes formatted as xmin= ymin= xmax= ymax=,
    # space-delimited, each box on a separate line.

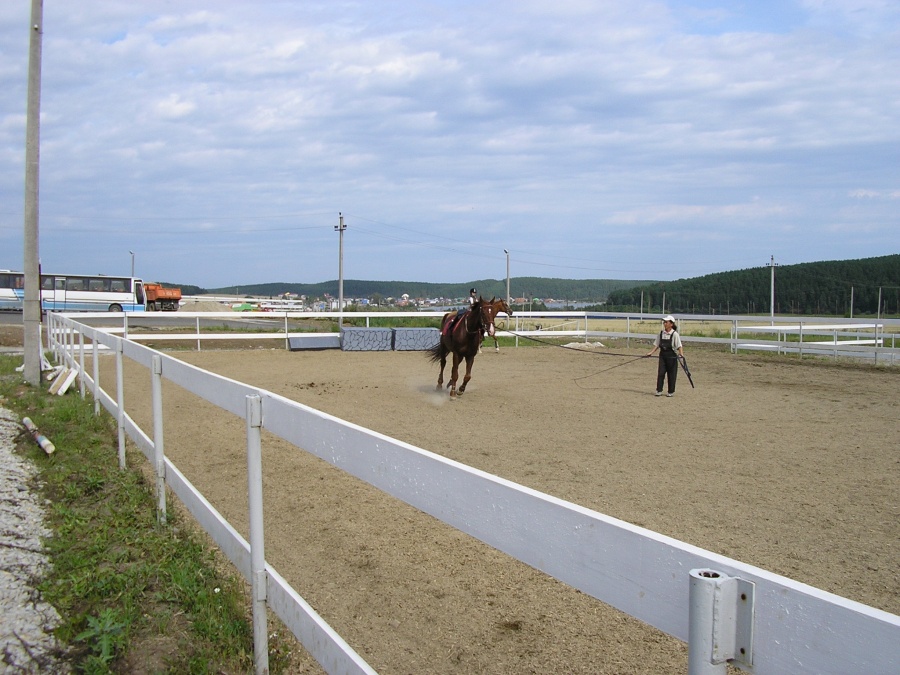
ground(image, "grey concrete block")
xmin=341 ymin=327 xmax=393 ymax=351
xmin=393 ymin=327 xmax=441 ymax=351
xmin=288 ymin=334 xmax=341 ymax=351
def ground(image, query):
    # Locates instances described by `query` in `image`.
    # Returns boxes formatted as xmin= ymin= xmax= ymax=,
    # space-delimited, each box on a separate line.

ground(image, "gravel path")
xmin=0 ymin=407 xmax=69 ymax=673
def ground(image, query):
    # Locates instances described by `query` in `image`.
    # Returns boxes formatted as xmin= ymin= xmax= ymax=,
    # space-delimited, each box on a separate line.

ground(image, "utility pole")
xmin=130 ymin=250 xmax=135 ymax=277
xmin=22 ymin=0 xmax=44 ymax=387
xmin=768 ymin=255 xmax=778 ymax=325
xmin=504 ymin=249 xmax=510 ymax=304
xmin=335 ymin=213 xmax=346 ymax=327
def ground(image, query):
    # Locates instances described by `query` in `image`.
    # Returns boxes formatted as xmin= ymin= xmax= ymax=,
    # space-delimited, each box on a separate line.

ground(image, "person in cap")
xmin=456 ymin=287 xmax=479 ymax=318
xmin=647 ymin=315 xmax=684 ymax=397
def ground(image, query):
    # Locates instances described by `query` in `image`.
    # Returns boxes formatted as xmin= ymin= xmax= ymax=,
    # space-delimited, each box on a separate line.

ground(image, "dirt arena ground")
xmin=80 ymin=337 xmax=894 ymax=674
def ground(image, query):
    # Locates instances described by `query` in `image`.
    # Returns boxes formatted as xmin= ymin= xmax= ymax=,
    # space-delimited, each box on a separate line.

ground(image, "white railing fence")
xmin=79 ymin=309 xmax=900 ymax=365
xmin=46 ymin=313 xmax=900 ymax=674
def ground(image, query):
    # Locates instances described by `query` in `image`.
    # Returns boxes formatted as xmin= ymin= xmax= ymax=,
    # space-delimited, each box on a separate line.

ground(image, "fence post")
xmin=78 ymin=330 xmax=86 ymax=399
xmin=688 ymin=569 xmax=754 ymax=675
xmin=151 ymin=355 xmax=167 ymax=525
xmin=246 ymin=394 xmax=270 ymax=675
xmin=115 ymin=339 xmax=126 ymax=470
xmin=66 ymin=322 xmax=74 ymax=367
xmin=92 ymin=338 xmax=100 ymax=416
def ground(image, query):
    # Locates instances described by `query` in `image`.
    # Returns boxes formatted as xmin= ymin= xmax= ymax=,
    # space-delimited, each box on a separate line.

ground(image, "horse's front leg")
xmin=448 ymin=353 xmax=461 ymax=397
xmin=494 ymin=337 xmax=500 ymax=353
xmin=457 ymin=354 xmax=475 ymax=395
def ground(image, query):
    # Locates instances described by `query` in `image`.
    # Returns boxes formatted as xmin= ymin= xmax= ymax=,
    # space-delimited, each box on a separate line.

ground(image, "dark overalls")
xmin=656 ymin=330 xmax=679 ymax=395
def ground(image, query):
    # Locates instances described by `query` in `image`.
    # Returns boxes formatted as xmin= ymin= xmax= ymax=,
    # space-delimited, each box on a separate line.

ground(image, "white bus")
xmin=0 ymin=270 xmax=146 ymax=313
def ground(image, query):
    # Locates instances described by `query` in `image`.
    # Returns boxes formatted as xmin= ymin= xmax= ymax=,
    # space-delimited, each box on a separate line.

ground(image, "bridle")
xmin=463 ymin=302 xmax=496 ymax=336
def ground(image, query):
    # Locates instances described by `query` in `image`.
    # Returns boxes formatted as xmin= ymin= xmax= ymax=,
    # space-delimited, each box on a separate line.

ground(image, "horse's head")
xmin=475 ymin=297 xmax=497 ymax=337
xmin=486 ymin=296 xmax=513 ymax=316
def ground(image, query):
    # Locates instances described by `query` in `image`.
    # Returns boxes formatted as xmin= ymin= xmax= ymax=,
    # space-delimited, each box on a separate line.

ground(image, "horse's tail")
xmin=427 ymin=339 xmax=446 ymax=363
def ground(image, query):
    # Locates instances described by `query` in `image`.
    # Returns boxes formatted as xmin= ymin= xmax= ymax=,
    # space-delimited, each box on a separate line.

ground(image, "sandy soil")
xmin=79 ymin=338 xmax=895 ymax=674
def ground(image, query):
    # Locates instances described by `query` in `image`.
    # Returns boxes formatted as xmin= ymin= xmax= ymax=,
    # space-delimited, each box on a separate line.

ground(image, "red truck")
xmin=144 ymin=283 xmax=182 ymax=311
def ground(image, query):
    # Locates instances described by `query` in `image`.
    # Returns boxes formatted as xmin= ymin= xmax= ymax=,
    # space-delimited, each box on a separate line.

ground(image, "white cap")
xmin=662 ymin=315 xmax=676 ymax=323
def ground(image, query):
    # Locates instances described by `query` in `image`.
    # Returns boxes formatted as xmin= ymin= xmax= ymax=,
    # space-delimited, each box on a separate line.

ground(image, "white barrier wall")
xmin=51 ymin=314 xmax=900 ymax=674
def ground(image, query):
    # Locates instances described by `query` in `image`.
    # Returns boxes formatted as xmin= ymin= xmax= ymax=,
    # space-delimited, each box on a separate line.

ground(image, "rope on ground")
xmin=503 ymin=330 xmax=651 ymax=389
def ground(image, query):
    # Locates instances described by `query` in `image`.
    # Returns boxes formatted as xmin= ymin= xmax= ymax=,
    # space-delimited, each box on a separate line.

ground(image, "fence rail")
xmin=47 ymin=312 xmax=900 ymax=674
xmin=81 ymin=310 xmax=900 ymax=365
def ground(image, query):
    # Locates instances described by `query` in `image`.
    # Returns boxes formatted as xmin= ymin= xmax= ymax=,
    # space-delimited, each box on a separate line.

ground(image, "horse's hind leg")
xmin=435 ymin=353 xmax=446 ymax=391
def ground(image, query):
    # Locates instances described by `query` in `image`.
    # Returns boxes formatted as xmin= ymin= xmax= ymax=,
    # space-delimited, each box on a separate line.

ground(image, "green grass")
xmin=0 ymin=355 xmax=299 ymax=674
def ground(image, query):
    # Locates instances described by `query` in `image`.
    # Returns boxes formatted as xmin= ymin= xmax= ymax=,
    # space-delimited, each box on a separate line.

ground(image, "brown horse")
xmin=482 ymin=297 xmax=513 ymax=352
xmin=428 ymin=297 xmax=497 ymax=397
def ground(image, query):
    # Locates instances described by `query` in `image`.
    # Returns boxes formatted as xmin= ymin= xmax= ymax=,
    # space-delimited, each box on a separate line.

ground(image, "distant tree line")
xmin=185 ymin=277 xmax=653 ymax=304
xmin=605 ymin=254 xmax=900 ymax=316
xmin=164 ymin=253 xmax=899 ymax=316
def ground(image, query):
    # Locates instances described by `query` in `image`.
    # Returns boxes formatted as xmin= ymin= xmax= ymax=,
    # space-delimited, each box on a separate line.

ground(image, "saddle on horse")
xmin=443 ymin=310 xmax=467 ymax=337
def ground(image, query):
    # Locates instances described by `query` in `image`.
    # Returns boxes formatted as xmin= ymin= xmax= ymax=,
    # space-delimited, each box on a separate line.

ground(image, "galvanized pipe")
xmin=688 ymin=569 xmax=728 ymax=675
xmin=246 ymin=395 xmax=269 ymax=674
xmin=115 ymin=340 xmax=126 ymax=470
xmin=151 ymin=355 xmax=167 ymax=525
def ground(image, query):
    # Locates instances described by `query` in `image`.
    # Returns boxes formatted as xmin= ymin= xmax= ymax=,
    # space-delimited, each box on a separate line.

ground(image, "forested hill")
xmin=605 ymin=254 xmax=900 ymax=316
xmin=200 ymin=277 xmax=654 ymax=302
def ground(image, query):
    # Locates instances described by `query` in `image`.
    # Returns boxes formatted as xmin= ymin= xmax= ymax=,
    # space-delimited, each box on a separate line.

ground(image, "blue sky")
xmin=1 ymin=0 xmax=898 ymax=288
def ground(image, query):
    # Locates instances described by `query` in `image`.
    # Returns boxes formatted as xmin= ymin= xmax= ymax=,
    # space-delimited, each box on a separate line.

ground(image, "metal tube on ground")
xmin=22 ymin=416 xmax=55 ymax=455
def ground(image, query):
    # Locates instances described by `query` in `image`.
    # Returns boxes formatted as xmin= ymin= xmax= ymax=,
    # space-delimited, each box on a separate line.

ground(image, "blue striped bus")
xmin=0 ymin=270 xmax=146 ymax=313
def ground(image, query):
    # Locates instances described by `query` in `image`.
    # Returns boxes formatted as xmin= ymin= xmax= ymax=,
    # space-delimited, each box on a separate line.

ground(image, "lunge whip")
xmin=679 ymin=355 xmax=695 ymax=388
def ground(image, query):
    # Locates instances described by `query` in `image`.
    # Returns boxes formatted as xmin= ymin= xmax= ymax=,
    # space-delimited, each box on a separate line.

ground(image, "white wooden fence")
xmin=94 ymin=309 xmax=900 ymax=365
xmin=46 ymin=312 xmax=900 ymax=674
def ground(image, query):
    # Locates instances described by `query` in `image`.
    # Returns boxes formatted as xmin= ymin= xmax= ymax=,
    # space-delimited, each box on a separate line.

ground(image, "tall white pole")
xmin=504 ymin=249 xmax=510 ymax=304
xmin=130 ymin=250 xmax=135 ymax=277
xmin=335 ymin=213 xmax=346 ymax=327
xmin=23 ymin=0 xmax=44 ymax=386
xmin=768 ymin=255 xmax=778 ymax=325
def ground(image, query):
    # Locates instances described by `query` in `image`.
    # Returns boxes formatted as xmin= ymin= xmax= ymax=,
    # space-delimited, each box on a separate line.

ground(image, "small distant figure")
xmin=647 ymin=315 xmax=684 ymax=397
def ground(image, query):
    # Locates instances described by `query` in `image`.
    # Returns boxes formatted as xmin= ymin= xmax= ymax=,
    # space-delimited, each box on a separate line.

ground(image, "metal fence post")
xmin=78 ymin=330 xmax=86 ymax=399
xmin=151 ymin=354 xmax=167 ymax=525
xmin=115 ymin=339 xmax=126 ymax=470
xmin=92 ymin=338 xmax=100 ymax=416
xmin=688 ymin=569 xmax=754 ymax=675
xmin=69 ymin=322 xmax=75 ymax=366
xmin=246 ymin=394 xmax=270 ymax=675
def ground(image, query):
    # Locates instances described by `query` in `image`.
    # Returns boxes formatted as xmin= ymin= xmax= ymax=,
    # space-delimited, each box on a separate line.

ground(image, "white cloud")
xmin=850 ymin=189 xmax=900 ymax=200
xmin=155 ymin=94 xmax=195 ymax=119
xmin=608 ymin=201 xmax=789 ymax=226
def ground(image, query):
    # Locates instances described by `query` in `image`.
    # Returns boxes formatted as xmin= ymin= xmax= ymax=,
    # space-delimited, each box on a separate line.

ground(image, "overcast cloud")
xmin=1 ymin=0 xmax=898 ymax=287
